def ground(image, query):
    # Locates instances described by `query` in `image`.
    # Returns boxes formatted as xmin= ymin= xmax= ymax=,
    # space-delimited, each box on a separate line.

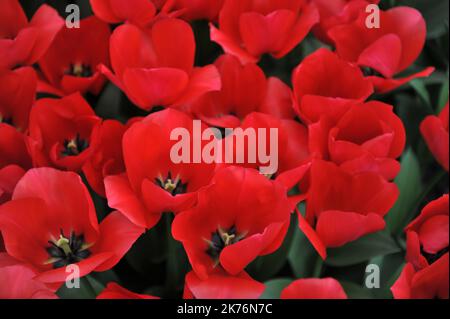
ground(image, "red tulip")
xmin=0 ymin=124 xmax=32 ymax=171
xmin=97 ymin=282 xmax=159 ymax=299
xmin=27 ymin=93 xmax=101 ymax=172
xmin=0 ymin=0 xmax=64 ymax=70
xmin=90 ymin=0 xmax=158 ymax=26
xmin=0 ymin=253 xmax=57 ymax=299
xmin=0 ymin=168 xmax=144 ymax=284
xmin=281 ymin=278 xmax=347 ymax=299
xmin=101 ymin=18 xmax=220 ymax=111
xmin=82 ymin=120 xmax=127 ymax=197
xmin=298 ymin=160 xmax=398 ymax=255
xmin=312 ymin=0 xmax=380 ymax=43
xmin=210 ymin=0 xmax=319 ymax=63
xmin=0 ymin=165 xmax=25 ymax=205
xmin=292 ymin=48 xmax=373 ymax=124
xmin=172 ymin=166 xmax=292 ymax=279
xmin=183 ymin=269 xmax=265 ymax=299
xmin=153 ymin=0 xmax=225 ymax=21
xmin=213 ymin=112 xmax=311 ymax=211
xmin=105 ymin=109 xmax=216 ymax=229
xmin=0 ymin=66 xmax=37 ymax=131
xmin=392 ymin=195 xmax=449 ymax=299
xmin=192 ymin=54 xmax=295 ymax=128
xmin=38 ymin=16 xmax=111 ymax=96
xmin=170 ymin=0 xmax=224 ymax=21
xmin=420 ymin=103 xmax=449 ymax=172
xmin=221 ymin=112 xmax=309 ymax=172
xmin=0 ymin=67 xmax=35 ymax=180
xmin=328 ymin=6 xmax=434 ymax=93
xmin=309 ymin=100 xmax=405 ymax=180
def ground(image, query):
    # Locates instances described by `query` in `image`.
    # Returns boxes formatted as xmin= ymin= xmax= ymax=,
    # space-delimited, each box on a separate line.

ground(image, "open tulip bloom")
xmin=0 ymin=0 xmax=448 ymax=302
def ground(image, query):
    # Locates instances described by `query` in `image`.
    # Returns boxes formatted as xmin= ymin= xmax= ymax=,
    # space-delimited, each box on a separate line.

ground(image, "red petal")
xmin=122 ymin=67 xmax=189 ymax=110
xmin=421 ymin=111 xmax=449 ymax=172
xmin=92 ymin=211 xmax=145 ymax=271
xmin=97 ymin=282 xmax=159 ymax=299
xmin=281 ymin=278 xmax=347 ymax=299
xmin=358 ymin=34 xmax=402 ymax=78
xmin=105 ymin=174 xmax=158 ymax=229
xmin=184 ymin=269 xmax=265 ymax=299
xmin=316 ymin=211 xmax=386 ymax=247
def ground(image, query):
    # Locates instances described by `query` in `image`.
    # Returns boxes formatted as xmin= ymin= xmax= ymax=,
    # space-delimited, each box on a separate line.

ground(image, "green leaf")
xmin=400 ymin=0 xmax=449 ymax=39
xmin=125 ymin=219 xmax=168 ymax=281
xmin=385 ymin=149 xmax=423 ymax=235
xmin=438 ymin=76 xmax=449 ymax=113
xmin=325 ymin=231 xmax=401 ymax=267
xmin=340 ymin=281 xmax=374 ymax=299
xmin=56 ymin=276 xmax=102 ymax=299
xmin=165 ymin=214 xmax=190 ymax=295
xmin=410 ymin=79 xmax=432 ymax=107
xmin=90 ymin=270 xmax=120 ymax=288
xmin=260 ymin=279 xmax=292 ymax=299
xmin=288 ymin=225 xmax=321 ymax=278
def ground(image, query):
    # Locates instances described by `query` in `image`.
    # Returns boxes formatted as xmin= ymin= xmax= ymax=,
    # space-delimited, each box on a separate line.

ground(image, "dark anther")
xmin=155 ymin=172 xmax=188 ymax=195
xmin=46 ymin=230 xmax=91 ymax=269
xmin=205 ymin=226 xmax=246 ymax=263
xmin=61 ymin=133 xmax=89 ymax=157
xmin=67 ymin=63 xmax=93 ymax=78
xmin=0 ymin=113 xmax=13 ymax=126
xmin=360 ymin=67 xmax=383 ymax=77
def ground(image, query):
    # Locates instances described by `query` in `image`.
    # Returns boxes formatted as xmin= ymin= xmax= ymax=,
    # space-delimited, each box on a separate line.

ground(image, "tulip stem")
xmin=312 ymin=257 xmax=323 ymax=278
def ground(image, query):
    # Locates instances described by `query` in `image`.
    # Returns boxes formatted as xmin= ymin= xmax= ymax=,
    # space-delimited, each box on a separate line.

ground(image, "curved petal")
xmin=316 ymin=211 xmax=386 ymax=247
xmin=281 ymin=278 xmax=347 ymax=299
xmin=184 ymin=269 xmax=265 ymax=299
xmin=104 ymin=174 xmax=157 ymax=229
xmin=123 ymin=67 xmax=189 ymax=110
xmin=92 ymin=211 xmax=145 ymax=271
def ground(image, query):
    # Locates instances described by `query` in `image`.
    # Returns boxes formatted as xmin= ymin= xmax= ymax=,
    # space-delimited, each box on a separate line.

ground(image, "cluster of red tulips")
xmin=0 ymin=0 xmax=448 ymax=299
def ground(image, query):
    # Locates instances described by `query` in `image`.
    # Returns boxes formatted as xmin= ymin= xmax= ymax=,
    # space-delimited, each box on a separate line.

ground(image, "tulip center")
xmin=0 ymin=112 xmax=13 ymax=126
xmin=421 ymin=246 xmax=449 ymax=265
xmin=61 ymin=134 xmax=89 ymax=156
xmin=68 ymin=63 xmax=93 ymax=78
xmin=45 ymin=230 xmax=92 ymax=269
xmin=360 ymin=66 xmax=383 ymax=77
xmin=205 ymin=226 xmax=246 ymax=263
xmin=155 ymin=172 xmax=187 ymax=195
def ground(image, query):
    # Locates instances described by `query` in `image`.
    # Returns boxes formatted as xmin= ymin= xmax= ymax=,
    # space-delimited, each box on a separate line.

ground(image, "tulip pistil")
xmin=155 ymin=172 xmax=187 ymax=195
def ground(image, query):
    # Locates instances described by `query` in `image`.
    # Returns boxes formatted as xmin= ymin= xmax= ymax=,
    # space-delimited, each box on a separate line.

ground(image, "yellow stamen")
xmin=55 ymin=235 xmax=72 ymax=256
xmin=164 ymin=179 xmax=177 ymax=192
xmin=67 ymin=139 xmax=77 ymax=150
xmin=218 ymin=227 xmax=236 ymax=246
xmin=72 ymin=63 xmax=83 ymax=77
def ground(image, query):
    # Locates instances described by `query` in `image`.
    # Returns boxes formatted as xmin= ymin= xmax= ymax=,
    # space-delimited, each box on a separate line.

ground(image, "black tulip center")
xmin=205 ymin=226 xmax=246 ymax=263
xmin=46 ymin=230 xmax=91 ymax=269
xmin=61 ymin=134 xmax=89 ymax=157
xmin=68 ymin=63 xmax=93 ymax=78
xmin=0 ymin=112 xmax=13 ymax=126
xmin=155 ymin=172 xmax=187 ymax=195
xmin=361 ymin=66 xmax=383 ymax=77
